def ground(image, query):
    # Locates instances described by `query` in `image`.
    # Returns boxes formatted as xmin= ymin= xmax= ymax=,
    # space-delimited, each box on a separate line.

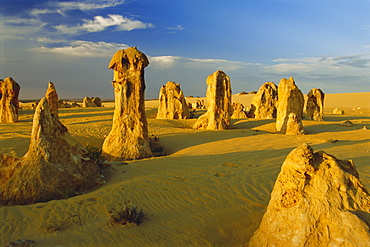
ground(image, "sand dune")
xmin=1 ymin=92 xmax=370 ymax=246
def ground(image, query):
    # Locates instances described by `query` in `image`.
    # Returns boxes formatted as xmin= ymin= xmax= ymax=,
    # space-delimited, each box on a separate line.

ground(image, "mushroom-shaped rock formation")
xmin=0 ymin=77 xmax=21 ymax=123
xmin=193 ymin=70 xmax=232 ymax=130
xmin=0 ymin=98 xmax=102 ymax=205
xmin=45 ymin=81 xmax=59 ymax=119
xmin=249 ymin=82 xmax=278 ymax=119
xmin=157 ymin=81 xmax=190 ymax=119
xmin=306 ymin=88 xmax=325 ymax=121
xmin=102 ymin=47 xmax=153 ymax=161
xmin=249 ymin=143 xmax=370 ymax=247
xmin=275 ymin=77 xmax=304 ymax=134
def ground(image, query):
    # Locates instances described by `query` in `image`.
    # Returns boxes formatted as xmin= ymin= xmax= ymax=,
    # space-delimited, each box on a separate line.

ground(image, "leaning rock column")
xmin=305 ymin=88 xmax=325 ymax=121
xmin=45 ymin=81 xmax=59 ymax=119
xmin=193 ymin=70 xmax=232 ymax=130
xmin=0 ymin=77 xmax=20 ymax=123
xmin=275 ymin=77 xmax=304 ymax=134
xmin=248 ymin=143 xmax=370 ymax=246
xmin=102 ymin=47 xmax=153 ymax=161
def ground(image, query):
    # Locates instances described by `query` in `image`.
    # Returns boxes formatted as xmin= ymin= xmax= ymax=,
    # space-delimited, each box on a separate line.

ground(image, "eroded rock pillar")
xmin=306 ymin=88 xmax=325 ymax=121
xmin=193 ymin=70 xmax=232 ymax=130
xmin=275 ymin=77 xmax=304 ymax=134
xmin=157 ymin=81 xmax=190 ymax=119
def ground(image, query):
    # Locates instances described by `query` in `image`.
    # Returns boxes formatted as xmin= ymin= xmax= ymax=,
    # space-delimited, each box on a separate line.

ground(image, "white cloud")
xmin=36 ymin=37 xmax=67 ymax=43
xmin=33 ymin=40 xmax=129 ymax=57
xmin=54 ymin=14 xmax=154 ymax=34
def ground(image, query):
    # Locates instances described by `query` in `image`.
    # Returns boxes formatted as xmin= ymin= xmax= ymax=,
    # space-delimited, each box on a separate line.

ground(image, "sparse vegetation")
xmin=86 ymin=143 xmax=105 ymax=168
xmin=39 ymin=215 xmax=82 ymax=233
xmin=109 ymin=201 xmax=145 ymax=226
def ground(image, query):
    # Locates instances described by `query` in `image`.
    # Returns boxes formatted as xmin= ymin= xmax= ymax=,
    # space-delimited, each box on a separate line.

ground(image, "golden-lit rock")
xmin=0 ymin=77 xmax=20 ymax=123
xmin=276 ymin=77 xmax=304 ymax=133
xmin=193 ymin=70 xmax=232 ymax=130
xmin=249 ymin=82 xmax=278 ymax=119
xmin=306 ymin=88 xmax=325 ymax=121
xmin=102 ymin=47 xmax=152 ymax=161
xmin=285 ymin=112 xmax=305 ymax=135
xmin=231 ymin=102 xmax=248 ymax=118
xmin=249 ymin=143 xmax=370 ymax=247
xmin=157 ymin=81 xmax=190 ymax=119
xmin=0 ymin=98 xmax=101 ymax=205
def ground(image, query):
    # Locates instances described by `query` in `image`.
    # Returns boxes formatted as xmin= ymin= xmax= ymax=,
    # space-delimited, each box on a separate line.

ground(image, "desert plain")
xmin=1 ymin=92 xmax=370 ymax=247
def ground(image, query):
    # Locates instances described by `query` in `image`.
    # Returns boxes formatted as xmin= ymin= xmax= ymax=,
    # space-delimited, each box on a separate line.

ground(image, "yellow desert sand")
xmin=1 ymin=92 xmax=370 ymax=246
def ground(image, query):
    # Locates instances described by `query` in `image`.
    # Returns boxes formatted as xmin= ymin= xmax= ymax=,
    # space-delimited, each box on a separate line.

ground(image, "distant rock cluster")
xmin=83 ymin=96 xmax=102 ymax=107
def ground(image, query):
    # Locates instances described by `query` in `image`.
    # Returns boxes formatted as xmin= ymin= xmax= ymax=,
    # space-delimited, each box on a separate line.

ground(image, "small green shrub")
xmin=109 ymin=202 xmax=145 ymax=226
xmin=86 ymin=143 xmax=105 ymax=168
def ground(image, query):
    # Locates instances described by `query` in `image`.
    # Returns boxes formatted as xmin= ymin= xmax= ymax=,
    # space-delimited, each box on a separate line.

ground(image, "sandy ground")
xmin=1 ymin=92 xmax=370 ymax=246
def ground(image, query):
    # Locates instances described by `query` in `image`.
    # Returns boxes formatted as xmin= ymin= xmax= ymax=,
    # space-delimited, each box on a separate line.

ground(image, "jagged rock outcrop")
xmin=193 ymin=70 xmax=232 ymax=130
xmin=306 ymin=88 xmax=325 ymax=121
xmin=0 ymin=77 xmax=20 ymax=123
xmin=249 ymin=143 xmax=370 ymax=247
xmin=249 ymin=82 xmax=278 ymax=119
xmin=231 ymin=102 xmax=248 ymax=118
xmin=0 ymin=98 xmax=102 ymax=205
xmin=286 ymin=112 xmax=304 ymax=135
xmin=276 ymin=77 xmax=304 ymax=134
xmin=45 ymin=81 xmax=59 ymax=119
xmin=192 ymin=99 xmax=206 ymax=109
xmin=157 ymin=81 xmax=190 ymax=119
xmin=82 ymin=97 xmax=102 ymax=107
xmin=102 ymin=47 xmax=153 ymax=161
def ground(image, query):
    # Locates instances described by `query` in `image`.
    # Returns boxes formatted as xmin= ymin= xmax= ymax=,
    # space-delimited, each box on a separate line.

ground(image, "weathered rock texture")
xmin=193 ymin=70 xmax=232 ymax=130
xmin=82 ymin=97 xmax=102 ymax=107
xmin=231 ymin=102 xmax=248 ymax=118
xmin=276 ymin=77 xmax=304 ymax=134
xmin=306 ymin=88 xmax=325 ymax=121
xmin=249 ymin=143 xmax=370 ymax=247
xmin=45 ymin=81 xmax=59 ymax=119
xmin=0 ymin=98 xmax=101 ymax=205
xmin=249 ymin=82 xmax=278 ymax=119
xmin=102 ymin=47 xmax=153 ymax=161
xmin=286 ymin=113 xmax=305 ymax=135
xmin=0 ymin=77 xmax=20 ymax=123
xmin=157 ymin=81 xmax=190 ymax=119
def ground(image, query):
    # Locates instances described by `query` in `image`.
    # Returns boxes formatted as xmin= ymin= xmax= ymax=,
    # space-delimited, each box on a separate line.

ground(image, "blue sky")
xmin=1 ymin=0 xmax=369 ymax=99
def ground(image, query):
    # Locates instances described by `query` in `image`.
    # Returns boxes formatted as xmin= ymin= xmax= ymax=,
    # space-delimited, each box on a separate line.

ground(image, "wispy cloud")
xmin=149 ymin=56 xmax=249 ymax=71
xmin=167 ymin=25 xmax=185 ymax=31
xmin=30 ymin=0 xmax=125 ymax=16
xmin=54 ymin=14 xmax=154 ymax=34
xmin=33 ymin=40 xmax=129 ymax=57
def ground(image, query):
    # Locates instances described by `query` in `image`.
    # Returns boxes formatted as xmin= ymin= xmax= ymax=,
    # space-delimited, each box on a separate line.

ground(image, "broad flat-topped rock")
xmin=193 ymin=70 xmax=232 ymax=130
xmin=0 ymin=98 xmax=101 ymax=205
xmin=249 ymin=143 xmax=370 ymax=247
xmin=249 ymin=82 xmax=278 ymax=119
xmin=102 ymin=47 xmax=153 ymax=161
